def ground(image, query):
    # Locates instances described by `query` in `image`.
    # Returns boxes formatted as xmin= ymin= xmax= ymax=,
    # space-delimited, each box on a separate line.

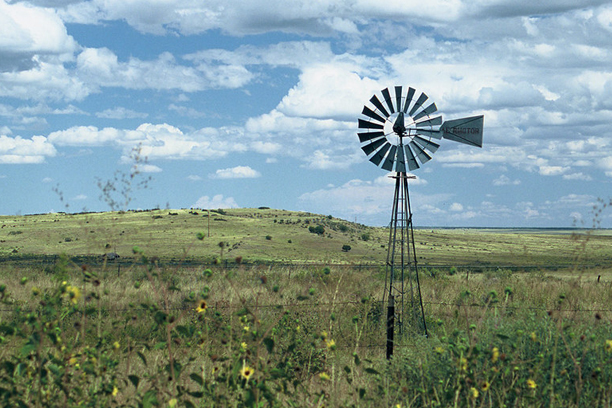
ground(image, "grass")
xmin=1 ymin=208 xmax=611 ymax=267
xmin=1 ymin=207 xmax=612 ymax=406
xmin=1 ymin=257 xmax=612 ymax=407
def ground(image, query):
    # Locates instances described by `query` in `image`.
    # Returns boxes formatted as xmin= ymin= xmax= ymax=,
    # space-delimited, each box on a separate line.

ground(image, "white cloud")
xmin=275 ymin=63 xmax=382 ymax=120
xmin=562 ymin=172 xmax=592 ymax=181
xmin=0 ymin=0 xmax=76 ymax=56
xmin=449 ymin=202 xmax=464 ymax=212
xmin=187 ymin=175 xmax=202 ymax=181
xmin=539 ymin=166 xmax=569 ymax=176
xmin=193 ymin=194 xmax=239 ymax=209
xmin=96 ymin=107 xmax=148 ymax=119
xmin=210 ymin=166 xmax=261 ymax=179
xmin=76 ymin=47 xmax=254 ymax=92
xmin=139 ymin=164 xmax=162 ymax=173
xmin=0 ymin=134 xmax=56 ymax=164
xmin=493 ymin=174 xmax=521 ymax=186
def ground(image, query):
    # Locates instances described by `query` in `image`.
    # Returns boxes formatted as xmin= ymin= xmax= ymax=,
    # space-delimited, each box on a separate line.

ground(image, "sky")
xmin=1 ymin=0 xmax=612 ymax=228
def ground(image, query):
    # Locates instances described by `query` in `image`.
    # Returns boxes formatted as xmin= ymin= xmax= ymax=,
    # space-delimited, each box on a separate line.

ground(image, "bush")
xmin=308 ymin=225 xmax=325 ymax=235
xmin=342 ymin=245 xmax=351 ymax=252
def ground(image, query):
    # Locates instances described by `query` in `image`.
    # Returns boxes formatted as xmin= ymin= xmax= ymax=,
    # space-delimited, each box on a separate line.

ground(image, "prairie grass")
xmin=1 ymin=248 xmax=612 ymax=407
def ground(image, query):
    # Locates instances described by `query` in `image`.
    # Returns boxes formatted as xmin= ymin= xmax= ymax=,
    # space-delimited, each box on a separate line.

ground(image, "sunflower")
xmin=481 ymin=381 xmax=491 ymax=391
xmin=65 ymin=285 xmax=81 ymax=304
xmin=240 ymin=364 xmax=254 ymax=380
xmin=195 ymin=299 xmax=208 ymax=313
xmin=526 ymin=379 xmax=537 ymax=389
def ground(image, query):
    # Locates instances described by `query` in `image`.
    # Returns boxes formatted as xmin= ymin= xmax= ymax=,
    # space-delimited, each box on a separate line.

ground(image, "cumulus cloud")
xmin=193 ymin=194 xmax=239 ymax=209
xmin=76 ymin=48 xmax=254 ymax=92
xmin=0 ymin=134 xmax=56 ymax=164
xmin=209 ymin=166 xmax=261 ymax=179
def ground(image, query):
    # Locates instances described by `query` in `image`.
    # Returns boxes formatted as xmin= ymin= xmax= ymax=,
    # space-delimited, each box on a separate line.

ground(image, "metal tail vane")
xmin=357 ymin=86 xmax=484 ymax=359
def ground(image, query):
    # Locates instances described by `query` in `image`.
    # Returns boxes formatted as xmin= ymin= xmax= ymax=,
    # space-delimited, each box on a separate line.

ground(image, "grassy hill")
xmin=1 ymin=207 xmax=611 ymax=268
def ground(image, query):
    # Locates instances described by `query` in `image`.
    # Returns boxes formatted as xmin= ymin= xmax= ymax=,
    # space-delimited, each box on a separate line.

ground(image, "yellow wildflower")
xmin=243 ymin=325 xmax=250 ymax=333
xmin=112 ymin=386 xmax=118 ymax=397
xmin=470 ymin=387 xmax=479 ymax=399
xmin=68 ymin=357 xmax=78 ymax=365
xmin=434 ymin=346 xmax=445 ymax=354
xmin=65 ymin=285 xmax=81 ymax=304
xmin=168 ymin=398 xmax=178 ymax=408
xmin=326 ymin=339 xmax=336 ymax=351
xmin=459 ymin=357 xmax=468 ymax=372
xmin=492 ymin=347 xmax=499 ymax=363
xmin=530 ymin=332 xmax=538 ymax=342
xmin=605 ymin=339 xmax=612 ymax=353
xmin=195 ymin=299 xmax=207 ymax=313
xmin=526 ymin=379 xmax=537 ymax=389
xmin=319 ymin=372 xmax=330 ymax=380
xmin=240 ymin=364 xmax=254 ymax=380
xmin=113 ymin=341 xmax=120 ymax=350
xmin=481 ymin=381 xmax=491 ymax=391
xmin=240 ymin=342 xmax=248 ymax=353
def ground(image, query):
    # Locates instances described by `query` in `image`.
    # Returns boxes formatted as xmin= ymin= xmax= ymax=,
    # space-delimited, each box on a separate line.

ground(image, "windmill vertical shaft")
xmin=384 ymin=161 xmax=428 ymax=359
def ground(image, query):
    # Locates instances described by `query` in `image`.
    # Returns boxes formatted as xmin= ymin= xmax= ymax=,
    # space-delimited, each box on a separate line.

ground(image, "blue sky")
xmin=1 ymin=0 xmax=612 ymax=227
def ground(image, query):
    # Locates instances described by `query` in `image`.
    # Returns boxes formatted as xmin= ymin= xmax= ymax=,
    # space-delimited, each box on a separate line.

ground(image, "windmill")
xmin=357 ymin=86 xmax=483 ymax=358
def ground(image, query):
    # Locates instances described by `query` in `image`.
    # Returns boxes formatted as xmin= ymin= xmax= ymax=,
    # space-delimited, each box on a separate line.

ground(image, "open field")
xmin=1 ymin=208 xmax=611 ymax=268
xmin=1 ymin=209 xmax=612 ymax=406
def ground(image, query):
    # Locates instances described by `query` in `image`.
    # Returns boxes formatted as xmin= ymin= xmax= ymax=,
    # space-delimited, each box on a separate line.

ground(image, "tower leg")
xmin=386 ymin=295 xmax=395 ymax=359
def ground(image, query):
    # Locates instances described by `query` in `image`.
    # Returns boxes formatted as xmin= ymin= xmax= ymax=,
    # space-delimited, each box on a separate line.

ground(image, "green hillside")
xmin=1 ymin=208 xmax=611 ymax=268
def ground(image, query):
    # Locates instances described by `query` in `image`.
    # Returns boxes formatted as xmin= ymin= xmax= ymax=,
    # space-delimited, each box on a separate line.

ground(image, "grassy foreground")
xmin=0 ymin=255 xmax=612 ymax=406
xmin=1 ymin=209 xmax=612 ymax=407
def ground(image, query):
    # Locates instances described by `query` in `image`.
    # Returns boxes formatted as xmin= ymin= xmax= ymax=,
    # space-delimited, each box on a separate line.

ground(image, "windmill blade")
xmin=408 ymin=92 xmax=429 ymax=116
xmin=395 ymin=143 xmax=407 ymax=173
xmin=415 ymin=115 xmax=442 ymax=128
xmin=381 ymin=145 xmax=398 ymax=171
xmin=370 ymin=141 xmax=392 ymax=166
xmin=358 ymin=119 xmax=384 ymax=130
xmin=395 ymin=86 xmax=403 ymax=113
xmin=358 ymin=131 xmax=384 ymax=143
xmin=369 ymin=94 xmax=390 ymax=118
xmin=413 ymin=135 xmax=440 ymax=153
xmin=381 ymin=88 xmax=395 ymax=114
xmin=416 ymin=129 xmax=442 ymax=139
xmin=361 ymin=137 xmax=386 ymax=155
xmin=410 ymin=140 xmax=432 ymax=164
xmin=412 ymin=102 xmax=437 ymax=121
xmin=404 ymin=144 xmax=420 ymax=170
xmin=402 ymin=87 xmax=416 ymax=113
xmin=361 ymin=106 xmax=386 ymax=124
xmin=441 ymin=115 xmax=484 ymax=147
